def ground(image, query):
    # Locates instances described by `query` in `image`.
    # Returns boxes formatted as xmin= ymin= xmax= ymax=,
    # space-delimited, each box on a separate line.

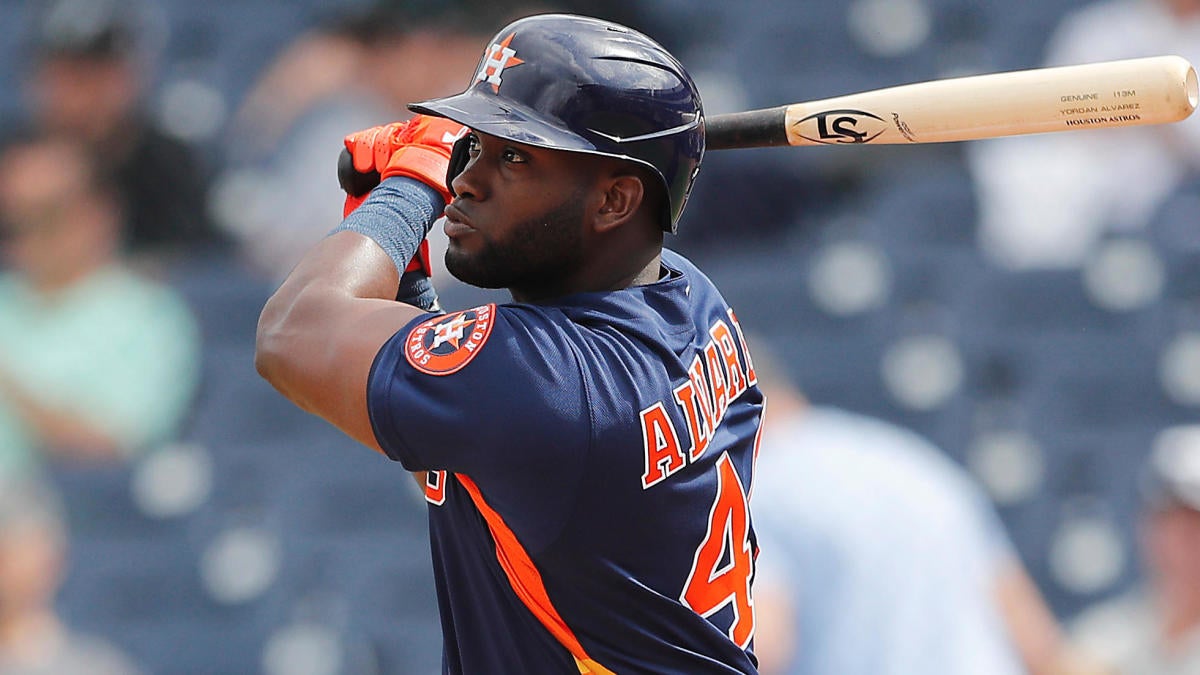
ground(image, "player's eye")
xmin=465 ymin=133 xmax=481 ymax=155
xmin=501 ymin=147 xmax=526 ymax=164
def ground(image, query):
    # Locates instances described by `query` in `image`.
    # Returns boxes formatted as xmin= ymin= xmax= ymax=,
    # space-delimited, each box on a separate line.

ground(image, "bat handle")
xmin=337 ymin=147 xmax=381 ymax=197
xmin=704 ymin=106 xmax=791 ymax=150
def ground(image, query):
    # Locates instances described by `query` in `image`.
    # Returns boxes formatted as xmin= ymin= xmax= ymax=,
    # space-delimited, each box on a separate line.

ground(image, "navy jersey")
xmin=367 ymin=249 xmax=764 ymax=674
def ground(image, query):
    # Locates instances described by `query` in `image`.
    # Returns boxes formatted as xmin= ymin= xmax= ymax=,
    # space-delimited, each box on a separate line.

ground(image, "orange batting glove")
xmin=343 ymin=115 xmax=465 ymax=209
xmin=342 ymin=115 xmax=466 ymax=276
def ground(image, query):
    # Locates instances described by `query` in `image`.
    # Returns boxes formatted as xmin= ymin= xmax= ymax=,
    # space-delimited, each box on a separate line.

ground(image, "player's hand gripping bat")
xmin=339 ymin=55 xmax=1198 ymax=194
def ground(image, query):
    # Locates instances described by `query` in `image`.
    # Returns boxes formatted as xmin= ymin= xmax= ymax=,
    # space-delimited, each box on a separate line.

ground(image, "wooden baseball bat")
xmin=339 ymin=56 xmax=1197 ymax=194
xmin=707 ymin=55 xmax=1197 ymax=150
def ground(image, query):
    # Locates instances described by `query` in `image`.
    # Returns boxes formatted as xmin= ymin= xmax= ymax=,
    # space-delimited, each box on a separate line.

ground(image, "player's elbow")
xmin=253 ymin=328 xmax=279 ymax=385
xmin=255 ymin=287 xmax=331 ymax=416
xmin=254 ymin=293 xmax=294 ymax=392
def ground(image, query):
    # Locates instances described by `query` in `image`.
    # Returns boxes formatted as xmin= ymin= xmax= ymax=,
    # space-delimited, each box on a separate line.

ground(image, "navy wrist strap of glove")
xmin=330 ymin=176 xmax=443 ymax=277
xmin=398 ymin=270 xmax=441 ymax=312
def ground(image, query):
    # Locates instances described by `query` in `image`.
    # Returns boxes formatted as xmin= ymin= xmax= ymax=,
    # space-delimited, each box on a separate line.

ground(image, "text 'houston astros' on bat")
xmin=706 ymin=55 xmax=1198 ymax=150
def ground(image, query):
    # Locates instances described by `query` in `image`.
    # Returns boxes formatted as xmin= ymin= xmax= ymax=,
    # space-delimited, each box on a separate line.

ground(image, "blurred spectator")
xmin=216 ymin=0 xmax=512 ymax=280
xmin=967 ymin=0 xmax=1200 ymax=269
xmin=0 ymin=133 xmax=201 ymax=480
xmin=23 ymin=0 xmax=226 ymax=263
xmin=0 ymin=476 xmax=140 ymax=674
xmin=750 ymin=340 xmax=1102 ymax=675
xmin=1069 ymin=425 xmax=1200 ymax=674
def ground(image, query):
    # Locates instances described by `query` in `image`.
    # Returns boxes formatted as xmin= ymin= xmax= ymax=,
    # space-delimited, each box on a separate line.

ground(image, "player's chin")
xmin=444 ymin=247 xmax=509 ymax=289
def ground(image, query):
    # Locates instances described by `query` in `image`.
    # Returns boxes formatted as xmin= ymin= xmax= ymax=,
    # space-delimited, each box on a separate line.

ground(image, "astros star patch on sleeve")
xmin=404 ymin=304 xmax=497 ymax=375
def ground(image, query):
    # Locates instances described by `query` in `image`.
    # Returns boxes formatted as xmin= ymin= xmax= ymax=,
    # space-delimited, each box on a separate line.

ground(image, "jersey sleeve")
xmin=366 ymin=303 xmax=592 ymax=476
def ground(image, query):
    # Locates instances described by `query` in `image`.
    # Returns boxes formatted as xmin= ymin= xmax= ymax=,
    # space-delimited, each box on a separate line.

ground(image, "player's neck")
xmin=627 ymin=252 xmax=666 ymax=286
xmin=511 ymin=225 xmax=663 ymax=302
xmin=510 ymin=252 xmax=661 ymax=303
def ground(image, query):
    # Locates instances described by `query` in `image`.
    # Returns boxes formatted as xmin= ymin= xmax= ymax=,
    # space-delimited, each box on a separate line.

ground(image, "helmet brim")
xmin=410 ymin=89 xmax=601 ymax=155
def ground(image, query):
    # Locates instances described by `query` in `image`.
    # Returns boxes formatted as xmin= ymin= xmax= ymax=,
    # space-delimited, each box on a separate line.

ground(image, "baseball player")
xmin=257 ymin=13 xmax=764 ymax=674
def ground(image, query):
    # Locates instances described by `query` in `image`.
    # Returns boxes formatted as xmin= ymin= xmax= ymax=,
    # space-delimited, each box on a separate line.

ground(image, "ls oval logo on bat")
xmin=792 ymin=109 xmax=888 ymax=144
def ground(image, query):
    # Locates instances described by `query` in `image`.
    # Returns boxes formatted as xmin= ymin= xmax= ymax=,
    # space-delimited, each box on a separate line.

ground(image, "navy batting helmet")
xmin=409 ymin=13 xmax=705 ymax=232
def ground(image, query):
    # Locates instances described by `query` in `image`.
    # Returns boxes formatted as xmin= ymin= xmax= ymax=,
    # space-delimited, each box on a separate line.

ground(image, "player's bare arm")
xmin=255 ymin=230 xmax=423 ymax=452
xmin=257 ymin=116 xmax=463 ymax=457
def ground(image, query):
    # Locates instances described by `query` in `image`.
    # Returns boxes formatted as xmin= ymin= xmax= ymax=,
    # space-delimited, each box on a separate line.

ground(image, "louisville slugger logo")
xmin=793 ymin=109 xmax=887 ymax=144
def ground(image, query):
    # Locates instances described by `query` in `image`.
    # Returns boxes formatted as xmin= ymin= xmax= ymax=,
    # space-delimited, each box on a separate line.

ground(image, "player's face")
xmin=443 ymin=131 xmax=602 ymax=298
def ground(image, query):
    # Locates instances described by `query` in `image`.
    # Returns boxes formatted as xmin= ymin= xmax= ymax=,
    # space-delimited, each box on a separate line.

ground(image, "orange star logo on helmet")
xmin=474 ymin=33 xmax=524 ymax=92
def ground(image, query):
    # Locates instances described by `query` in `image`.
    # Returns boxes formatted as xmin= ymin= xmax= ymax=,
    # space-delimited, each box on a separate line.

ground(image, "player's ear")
xmin=593 ymin=173 xmax=644 ymax=233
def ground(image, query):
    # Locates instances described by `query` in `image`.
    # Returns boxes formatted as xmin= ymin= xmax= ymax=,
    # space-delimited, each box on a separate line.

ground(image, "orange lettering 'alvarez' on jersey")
xmin=640 ymin=316 xmax=754 ymax=490
xmin=640 ymin=402 xmax=686 ymax=489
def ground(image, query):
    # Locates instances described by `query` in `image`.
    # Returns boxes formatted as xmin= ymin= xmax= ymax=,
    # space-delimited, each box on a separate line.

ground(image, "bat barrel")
xmin=703 ymin=55 xmax=1198 ymax=151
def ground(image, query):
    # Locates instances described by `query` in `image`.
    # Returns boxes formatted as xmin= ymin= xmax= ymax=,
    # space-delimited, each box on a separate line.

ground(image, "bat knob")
xmin=337 ymin=147 xmax=381 ymax=197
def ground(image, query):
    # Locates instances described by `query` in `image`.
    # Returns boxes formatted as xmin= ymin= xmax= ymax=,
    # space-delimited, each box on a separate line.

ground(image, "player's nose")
xmin=449 ymin=154 xmax=485 ymax=202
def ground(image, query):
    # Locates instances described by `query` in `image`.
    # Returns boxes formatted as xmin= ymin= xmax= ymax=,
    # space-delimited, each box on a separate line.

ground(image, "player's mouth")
xmin=443 ymin=203 xmax=476 ymax=239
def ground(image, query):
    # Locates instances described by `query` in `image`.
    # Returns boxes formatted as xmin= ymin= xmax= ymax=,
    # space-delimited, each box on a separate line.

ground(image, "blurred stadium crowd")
xmin=0 ymin=0 xmax=1198 ymax=673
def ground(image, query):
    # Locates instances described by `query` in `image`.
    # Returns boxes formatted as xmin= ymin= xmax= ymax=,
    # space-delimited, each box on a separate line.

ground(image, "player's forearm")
xmin=258 ymin=176 xmax=443 ymax=453
xmin=255 ymin=232 xmax=404 ymax=409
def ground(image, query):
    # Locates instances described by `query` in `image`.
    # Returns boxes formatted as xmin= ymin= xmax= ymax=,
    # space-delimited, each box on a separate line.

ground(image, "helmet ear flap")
xmin=445 ymin=136 xmax=472 ymax=197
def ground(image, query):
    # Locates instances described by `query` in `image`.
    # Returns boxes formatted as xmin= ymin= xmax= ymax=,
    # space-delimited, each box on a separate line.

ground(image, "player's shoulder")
xmin=396 ymin=302 xmax=582 ymax=377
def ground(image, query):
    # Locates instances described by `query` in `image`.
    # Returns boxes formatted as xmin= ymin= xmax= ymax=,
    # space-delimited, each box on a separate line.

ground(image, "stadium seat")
xmin=886 ymin=246 xmax=988 ymax=311
xmin=974 ymin=0 xmax=1096 ymax=71
xmin=1146 ymin=177 xmax=1200 ymax=302
xmin=858 ymin=149 xmax=979 ymax=253
xmin=272 ymin=460 xmax=428 ymax=542
xmin=57 ymin=536 xmax=226 ymax=630
xmin=698 ymin=240 xmax=891 ymax=341
xmin=724 ymin=2 xmax=876 ymax=105
xmin=157 ymin=0 xmax=315 ymax=122
xmin=47 ymin=464 xmax=187 ymax=543
xmin=116 ymin=615 xmax=272 ymax=675
xmin=952 ymin=266 xmax=1140 ymax=359
xmin=1017 ymin=333 xmax=1182 ymax=434
xmin=183 ymin=346 xmax=318 ymax=447
xmin=0 ymin=3 xmax=27 ymax=119
xmin=167 ymin=253 xmax=273 ymax=347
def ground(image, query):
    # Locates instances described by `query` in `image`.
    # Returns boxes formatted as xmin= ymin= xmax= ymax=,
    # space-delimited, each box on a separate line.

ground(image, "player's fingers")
xmin=374 ymin=122 xmax=408 ymax=172
xmin=347 ymin=129 xmax=379 ymax=173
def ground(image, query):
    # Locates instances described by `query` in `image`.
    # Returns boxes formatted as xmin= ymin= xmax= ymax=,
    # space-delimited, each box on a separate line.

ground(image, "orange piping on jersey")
xmin=454 ymin=474 xmax=616 ymax=675
xmin=576 ymin=657 xmax=613 ymax=673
